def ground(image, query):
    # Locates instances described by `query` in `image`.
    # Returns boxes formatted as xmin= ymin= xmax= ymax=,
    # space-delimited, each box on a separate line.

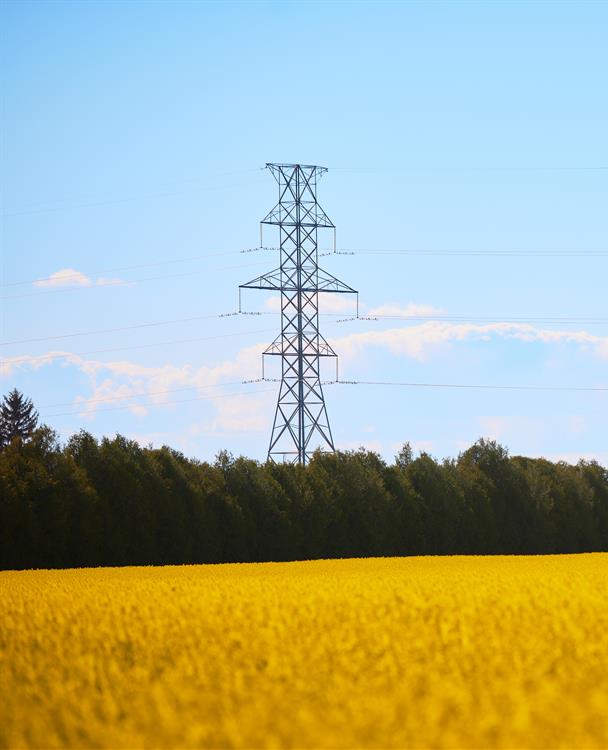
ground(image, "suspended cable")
xmin=0 ymin=260 xmax=270 ymax=301
xmin=39 ymin=385 xmax=276 ymax=419
xmin=3 ymin=163 xmax=605 ymax=218
xmin=1 ymin=168 xmax=267 ymax=218
xmin=331 ymin=379 xmax=608 ymax=393
xmin=340 ymin=249 xmax=608 ymax=257
xmin=6 ymin=244 xmax=608 ymax=291
xmin=34 ymin=371 xmax=608 ymax=422
xmin=1 ymin=310 xmax=356 ymax=348
xmin=0 ymin=312 xmax=242 ymax=346
xmin=250 ymin=245 xmax=608 ymax=257
xmin=39 ymin=380 xmax=246 ymax=410
xmin=232 ymin=311 xmax=608 ymax=326
xmin=3 ymin=327 xmax=276 ymax=365
xmin=27 ymin=370 xmax=608 ymax=414
xmin=337 ymin=314 xmax=608 ymax=326
xmin=5 ymin=308 xmax=608 ymax=349
xmin=330 ymin=165 xmax=608 ymax=173
xmin=0 ymin=250 xmax=244 ymax=289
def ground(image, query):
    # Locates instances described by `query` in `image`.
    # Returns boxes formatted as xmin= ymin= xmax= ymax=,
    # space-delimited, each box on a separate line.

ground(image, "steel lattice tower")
xmin=240 ymin=163 xmax=356 ymax=464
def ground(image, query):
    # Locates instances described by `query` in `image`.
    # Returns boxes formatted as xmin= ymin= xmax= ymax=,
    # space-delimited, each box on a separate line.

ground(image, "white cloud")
xmin=203 ymin=390 xmax=274 ymax=434
xmin=367 ymin=302 xmax=446 ymax=317
xmin=72 ymin=378 xmax=150 ymax=419
xmin=4 ymin=320 xmax=608 ymax=387
xmin=127 ymin=403 xmax=149 ymax=417
xmin=321 ymin=296 xmax=358 ymax=314
xmin=263 ymin=294 xmax=357 ymax=314
xmin=262 ymin=295 xmax=279 ymax=312
xmin=331 ymin=321 xmax=608 ymax=363
xmin=263 ymin=297 xmax=445 ymax=318
xmin=4 ymin=318 xmax=608 ymax=439
xmin=0 ymin=350 xmax=80 ymax=376
xmin=4 ymin=342 xmax=269 ymax=436
xmin=33 ymin=268 xmax=125 ymax=289
xmin=34 ymin=269 xmax=92 ymax=288
xmin=96 ymin=277 xmax=126 ymax=287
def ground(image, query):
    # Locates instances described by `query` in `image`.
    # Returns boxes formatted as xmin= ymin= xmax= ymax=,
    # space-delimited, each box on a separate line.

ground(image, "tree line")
xmin=1 ymin=414 xmax=607 ymax=570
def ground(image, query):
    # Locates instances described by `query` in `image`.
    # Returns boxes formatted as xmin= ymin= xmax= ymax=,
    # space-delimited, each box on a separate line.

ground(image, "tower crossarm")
xmin=240 ymin=267 xmax=357 ymax=295
xmin=263 ymin=331 xmax=337 ymax=358
xmin=316 ymin=268 xmax=357 ymax=294
xmin=239 ymin=268 xmax=282 ymax=292
xmin=261 ymin=202 xmax=335 ymax=229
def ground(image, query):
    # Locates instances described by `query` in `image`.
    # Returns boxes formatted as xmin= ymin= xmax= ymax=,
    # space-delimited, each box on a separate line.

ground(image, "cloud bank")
xmin=331 ymin=320 xmax=608 ymax=362
xmin=33 ymin=268 xmax=126 ymax=289
xmin=3 ymin=316 xmax=607 ymax=435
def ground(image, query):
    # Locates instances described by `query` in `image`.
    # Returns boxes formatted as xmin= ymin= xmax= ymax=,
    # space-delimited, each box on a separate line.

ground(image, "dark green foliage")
xmin=0 ymin=428 xmax=100 ymax=569
xmin=1 ymin=432 xmax=607 ymax=570
xmin=0 ymin=389 xmax=39 ymax=448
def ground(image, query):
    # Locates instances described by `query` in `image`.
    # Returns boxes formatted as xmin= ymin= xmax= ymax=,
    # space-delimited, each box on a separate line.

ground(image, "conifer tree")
xmin=0 ymin=389 xmax=39 ymax=448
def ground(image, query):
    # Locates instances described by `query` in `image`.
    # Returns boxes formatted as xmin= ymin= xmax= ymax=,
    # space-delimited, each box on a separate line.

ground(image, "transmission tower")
xmin=240 ymin=163 xmax=357 ymax=465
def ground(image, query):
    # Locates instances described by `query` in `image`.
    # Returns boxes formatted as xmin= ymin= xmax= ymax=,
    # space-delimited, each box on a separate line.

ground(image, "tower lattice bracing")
xmin=240 ymin=163 xmax=356 ymax=464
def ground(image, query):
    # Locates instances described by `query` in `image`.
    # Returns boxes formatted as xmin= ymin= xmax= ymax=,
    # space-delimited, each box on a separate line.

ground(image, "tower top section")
xmin=265 ymin=163 xmax=328 ymax=183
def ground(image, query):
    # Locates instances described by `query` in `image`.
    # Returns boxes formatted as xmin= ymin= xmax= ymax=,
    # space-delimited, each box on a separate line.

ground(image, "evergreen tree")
xmin=0 ymin=389 xmax=39 ymax=448
xmin=395 ymin=442 xmax=414 ymax=470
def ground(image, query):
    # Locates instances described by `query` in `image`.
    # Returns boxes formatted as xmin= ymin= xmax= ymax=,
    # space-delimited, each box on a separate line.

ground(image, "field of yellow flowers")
xmin=1 ymin=554 xmax=608 ymax=749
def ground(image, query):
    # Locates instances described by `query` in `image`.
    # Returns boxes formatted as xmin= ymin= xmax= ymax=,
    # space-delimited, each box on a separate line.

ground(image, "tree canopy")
xmin=1 ymin=427 xmax=607 ymax=571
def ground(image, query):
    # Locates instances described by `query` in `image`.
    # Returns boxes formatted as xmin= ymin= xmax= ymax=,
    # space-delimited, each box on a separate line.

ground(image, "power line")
xmin=343 ymin=249 xmax=608 ymax=257
xmin=0 ymin=250 xmax=243 ymax=289
xmin=48 ymin=372 xmax=557 ymax=415
xmin=39 ymin=385 xmax=276 ymax=420
xmin=255 ymin=310 xmax=608 ymax=326
xmin=332 ymin=379 xmax=608 ymax=393
xmin=2 ymin=327 xmax=276 ymax=365
xmin=252 ymin=245 xmax=608 ymax=257
xmin=0 ymin=312 xmax=242 ymax=346
xmin=331 ymin=165 xmax=608 ymax=173
xmin=3 ymin=164 xmax=605 ymax=219
xmin=6 ymin=245 xmax=607 ymax=291
xmin=0 ymin=169 xmax=267 ymax=218
xmin=36 ymin=375 xmax=608 ymax=422
xmin=5 ymin=309 xmax=608 ymax=349
xmin=343 ymin=314 xmax=608 ymax=325
xmin=3 ymin=246 xmax=605 ymax=301
xmin=257 ymin=376 xmax=608 ymax=393
xmin=0 ymin=260 xmax=270 ymax=301
xmin=39 ymin=380 xmax=245 ymax=410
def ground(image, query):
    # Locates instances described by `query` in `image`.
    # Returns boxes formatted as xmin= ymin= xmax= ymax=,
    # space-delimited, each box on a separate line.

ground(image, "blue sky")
xmin=1 ymin=0 xmax=607 ymax=463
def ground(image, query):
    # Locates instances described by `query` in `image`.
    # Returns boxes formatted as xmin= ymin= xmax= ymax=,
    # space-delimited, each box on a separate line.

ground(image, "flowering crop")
xmin=1 ymin=554 xmax=608 ymax=748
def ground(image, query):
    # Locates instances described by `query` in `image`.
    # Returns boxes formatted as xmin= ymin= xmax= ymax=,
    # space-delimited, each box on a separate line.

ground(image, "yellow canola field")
xmin=2 ymin=555 xmax=608 ymax=749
